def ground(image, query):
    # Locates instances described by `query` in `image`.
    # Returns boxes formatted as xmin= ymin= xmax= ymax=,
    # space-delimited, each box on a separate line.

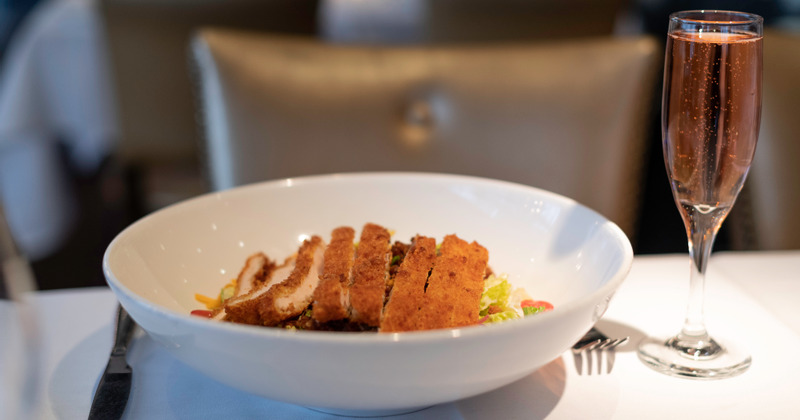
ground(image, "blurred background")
xmin=0 ymin=0 xmax=798 ymax=291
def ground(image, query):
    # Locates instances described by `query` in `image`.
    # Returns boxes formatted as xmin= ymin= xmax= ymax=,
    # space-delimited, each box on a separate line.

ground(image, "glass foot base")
xmin=637 ymin=336 xmax=751 ymax=380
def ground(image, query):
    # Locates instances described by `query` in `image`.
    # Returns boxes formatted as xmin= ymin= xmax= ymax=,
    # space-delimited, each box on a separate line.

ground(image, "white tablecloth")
xmin=0 ymin=0 xmax=117 ymax=260
xmin=2 ymin=251 xmax=799 ymax=419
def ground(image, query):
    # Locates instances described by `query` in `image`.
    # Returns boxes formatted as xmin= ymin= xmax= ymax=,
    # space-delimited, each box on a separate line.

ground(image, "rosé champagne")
xmin=663 ymin=30 xmax=762 ymax=224
xmin=639 ymin=11 xmax=762 ymax=380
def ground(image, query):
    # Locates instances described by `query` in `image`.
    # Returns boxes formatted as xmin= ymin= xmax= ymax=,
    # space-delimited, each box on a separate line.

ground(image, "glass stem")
xmin=683 ymin=228 xmax=713 ymax=339
xmin=676 ymin=210 xmax=724 ymax=355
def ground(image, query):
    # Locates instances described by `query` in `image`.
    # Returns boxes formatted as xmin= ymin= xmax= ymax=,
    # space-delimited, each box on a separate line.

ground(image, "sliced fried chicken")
xmin=258 ymin=236 xmax=326 ymax=326
xmin=415 ymin=235 xmax=488 ymax=330
xmin=348 ymin=223 xmax=392 ymax=327
xmin=312 ymin=227 xmax=356 ymax=323
xmin=234 ymin=253 xmax=276 ymax=297
xmin=380 ymin=236 xmax=436 ymax=332
xmin=211 ymin=252 xmax=276 ymax=322
xmin=223 ymin=256 xmax=295 ymax=325
xmin=449 ymin=238 xmax=489 ymax=327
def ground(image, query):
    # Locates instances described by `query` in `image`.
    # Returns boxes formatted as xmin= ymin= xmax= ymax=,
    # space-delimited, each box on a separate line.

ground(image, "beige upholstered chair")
xmin=732 ymin=29 xmax=800 ymax=250
xmin=190 ymin=29 xmax=660 ymax=240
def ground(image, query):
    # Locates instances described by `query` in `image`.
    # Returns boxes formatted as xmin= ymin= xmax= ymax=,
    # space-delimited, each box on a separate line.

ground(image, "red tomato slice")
xmin=191 ymin=309 xmax=214 ymax=318
xmin=520 ymin=300 xmax=554 ymax=311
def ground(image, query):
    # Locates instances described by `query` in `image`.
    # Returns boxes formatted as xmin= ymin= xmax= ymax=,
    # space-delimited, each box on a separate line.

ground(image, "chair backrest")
xmin=190 ymin=29 xmax=660 ymax=239
xmin=734 ymin=29 xmax=800 ymax=250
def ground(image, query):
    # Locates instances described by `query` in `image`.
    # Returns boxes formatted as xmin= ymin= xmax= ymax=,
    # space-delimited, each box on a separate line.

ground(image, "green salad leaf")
xmin=480 ymin=274 xmax=523 ymax=323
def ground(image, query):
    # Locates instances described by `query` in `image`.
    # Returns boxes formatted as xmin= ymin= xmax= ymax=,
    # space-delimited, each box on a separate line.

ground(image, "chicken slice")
xmin=380 ymin=236 xmax=436 ymax=332
xmin=258 ymin=236 xmax=326 ymax=326
xmin=223 ymin=256 xmax=295 ymax=325
xmin=312 ymin=227 xmax=356 ymax=323
xmin=450 ymin=238 xmax=489 ymax=327
xmin=348 ymin=223 xmax=392 ymax=327
xmin=210 ymin=252 xmax=276 ymax=322
xmin=234 ymin=253 xmax=276 ymax=298
xmin=415 ymin=235 xmax=488 ymax=330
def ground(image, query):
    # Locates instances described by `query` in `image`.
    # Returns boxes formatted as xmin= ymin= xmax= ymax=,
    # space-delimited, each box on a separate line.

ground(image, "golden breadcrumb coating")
xmin=380 ymin=236 xmax=436 ymax=332
xmin=348 ymin=223 xmax=391 ymax=327
xmin=312 ymin=227 xmax=355 ymax=323
xmin=234 ymin=253 xmax=275 ymax=298
xmin=223 ymin=253 xmax=282 ymax=325
xmin=415 ymin=235 xmax=488 ymax=330
xmin=258 ymin=236 xmax=325 ymax=326
xmin=450 ymin=238 xmax=488 ymax=327
xmin=214 ymin=226 xmax=492 ymax=333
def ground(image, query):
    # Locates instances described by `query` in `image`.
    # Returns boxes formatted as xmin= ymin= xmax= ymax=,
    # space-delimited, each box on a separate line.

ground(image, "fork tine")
xmin=580 ymin=339 xmax=601 ymax=375
xmin=613 ymin=337 xmax=630 ymax=348
xmin=605 ymin=347 xmax=617 ymax=374
xmin=586 ymin=347 xmax=595 ymax=375
xmin=597 ymin=337 xmax=628 ymax=374
xmin=571 ymin=328 xmax=630 ymax=375
xmin=572 ymin=350 xmax=584 ymax=374
xmin=576 ymin=339 xmax=602 ymax=352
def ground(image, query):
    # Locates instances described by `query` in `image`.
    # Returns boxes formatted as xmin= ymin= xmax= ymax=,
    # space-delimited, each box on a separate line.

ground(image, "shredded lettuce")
xmin=522 ymin=305 xmax=546 ymax=316
xmin=479 ymin=274 xmax=522 ymax=323
xmin=479 ymin=274 xmax=513 ymax=316
xmin=480 ymin=274 xmax=550 ymax=324
xmin=486 ymin=308 xmax=520 ymax=323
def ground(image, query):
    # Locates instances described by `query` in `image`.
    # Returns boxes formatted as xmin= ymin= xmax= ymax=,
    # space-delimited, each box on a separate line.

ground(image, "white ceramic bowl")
xmin=103 ymin=173 xmax=633 ymax=416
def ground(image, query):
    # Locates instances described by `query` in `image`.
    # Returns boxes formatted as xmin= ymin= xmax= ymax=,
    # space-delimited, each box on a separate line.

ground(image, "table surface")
xmin=2 ymin=251 xmax=799 ymax=419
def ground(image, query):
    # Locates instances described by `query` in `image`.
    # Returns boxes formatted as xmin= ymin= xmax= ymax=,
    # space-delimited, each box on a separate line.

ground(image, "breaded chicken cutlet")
xmin=258 ymin=235 xmax=326 ymax=326
xmin=209 ymin=223 xmax=492 ymax=332
xmin=312 ymin=226 xmax=356 ymax=323
xmin=380 ymin=235 xmax=437 ymax=332
xmin=223 ymin=255 xmax=296 ymax=324
xmin=415 ymin=235 xmax=488 ymax=330
xmin=348 ymin=223 xmax=392 ymax=327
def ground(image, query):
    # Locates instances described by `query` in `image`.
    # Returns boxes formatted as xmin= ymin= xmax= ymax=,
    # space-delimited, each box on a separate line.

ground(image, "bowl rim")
xmin=103 ymin=171 xmax=634 ymax=345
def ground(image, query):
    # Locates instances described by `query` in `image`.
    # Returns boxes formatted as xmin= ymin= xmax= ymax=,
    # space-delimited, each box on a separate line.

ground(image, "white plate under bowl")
xmin=103 ymin=172 xmax=633 ymax=416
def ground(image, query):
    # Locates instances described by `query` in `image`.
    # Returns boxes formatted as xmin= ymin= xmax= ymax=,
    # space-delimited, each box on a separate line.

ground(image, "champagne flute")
xmin=637 ymin=10 xmax=762 ymax=379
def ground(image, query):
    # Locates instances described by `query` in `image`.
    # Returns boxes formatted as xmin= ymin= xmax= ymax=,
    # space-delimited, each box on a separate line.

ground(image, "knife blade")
xmin=88 ymin=305 xmax=136 ymax=420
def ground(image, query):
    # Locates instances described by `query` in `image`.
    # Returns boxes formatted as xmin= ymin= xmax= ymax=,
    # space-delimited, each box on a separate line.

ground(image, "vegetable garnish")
xmin=195 ymin=278 xmax=238 ymax=310
xmin=521 ymin=300 xmax=554 ymax=316
xmin=191 ymin=309 xmax=214 ymax=318
xmin=479 ymin=274 xmax=552 ymax=324
xmin=194 ymin=293 xmax=219 ymax=309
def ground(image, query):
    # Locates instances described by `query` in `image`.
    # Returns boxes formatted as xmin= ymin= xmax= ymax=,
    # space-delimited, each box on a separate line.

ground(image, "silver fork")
xmin=571 ymin=327 xmax=629 ymax=375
